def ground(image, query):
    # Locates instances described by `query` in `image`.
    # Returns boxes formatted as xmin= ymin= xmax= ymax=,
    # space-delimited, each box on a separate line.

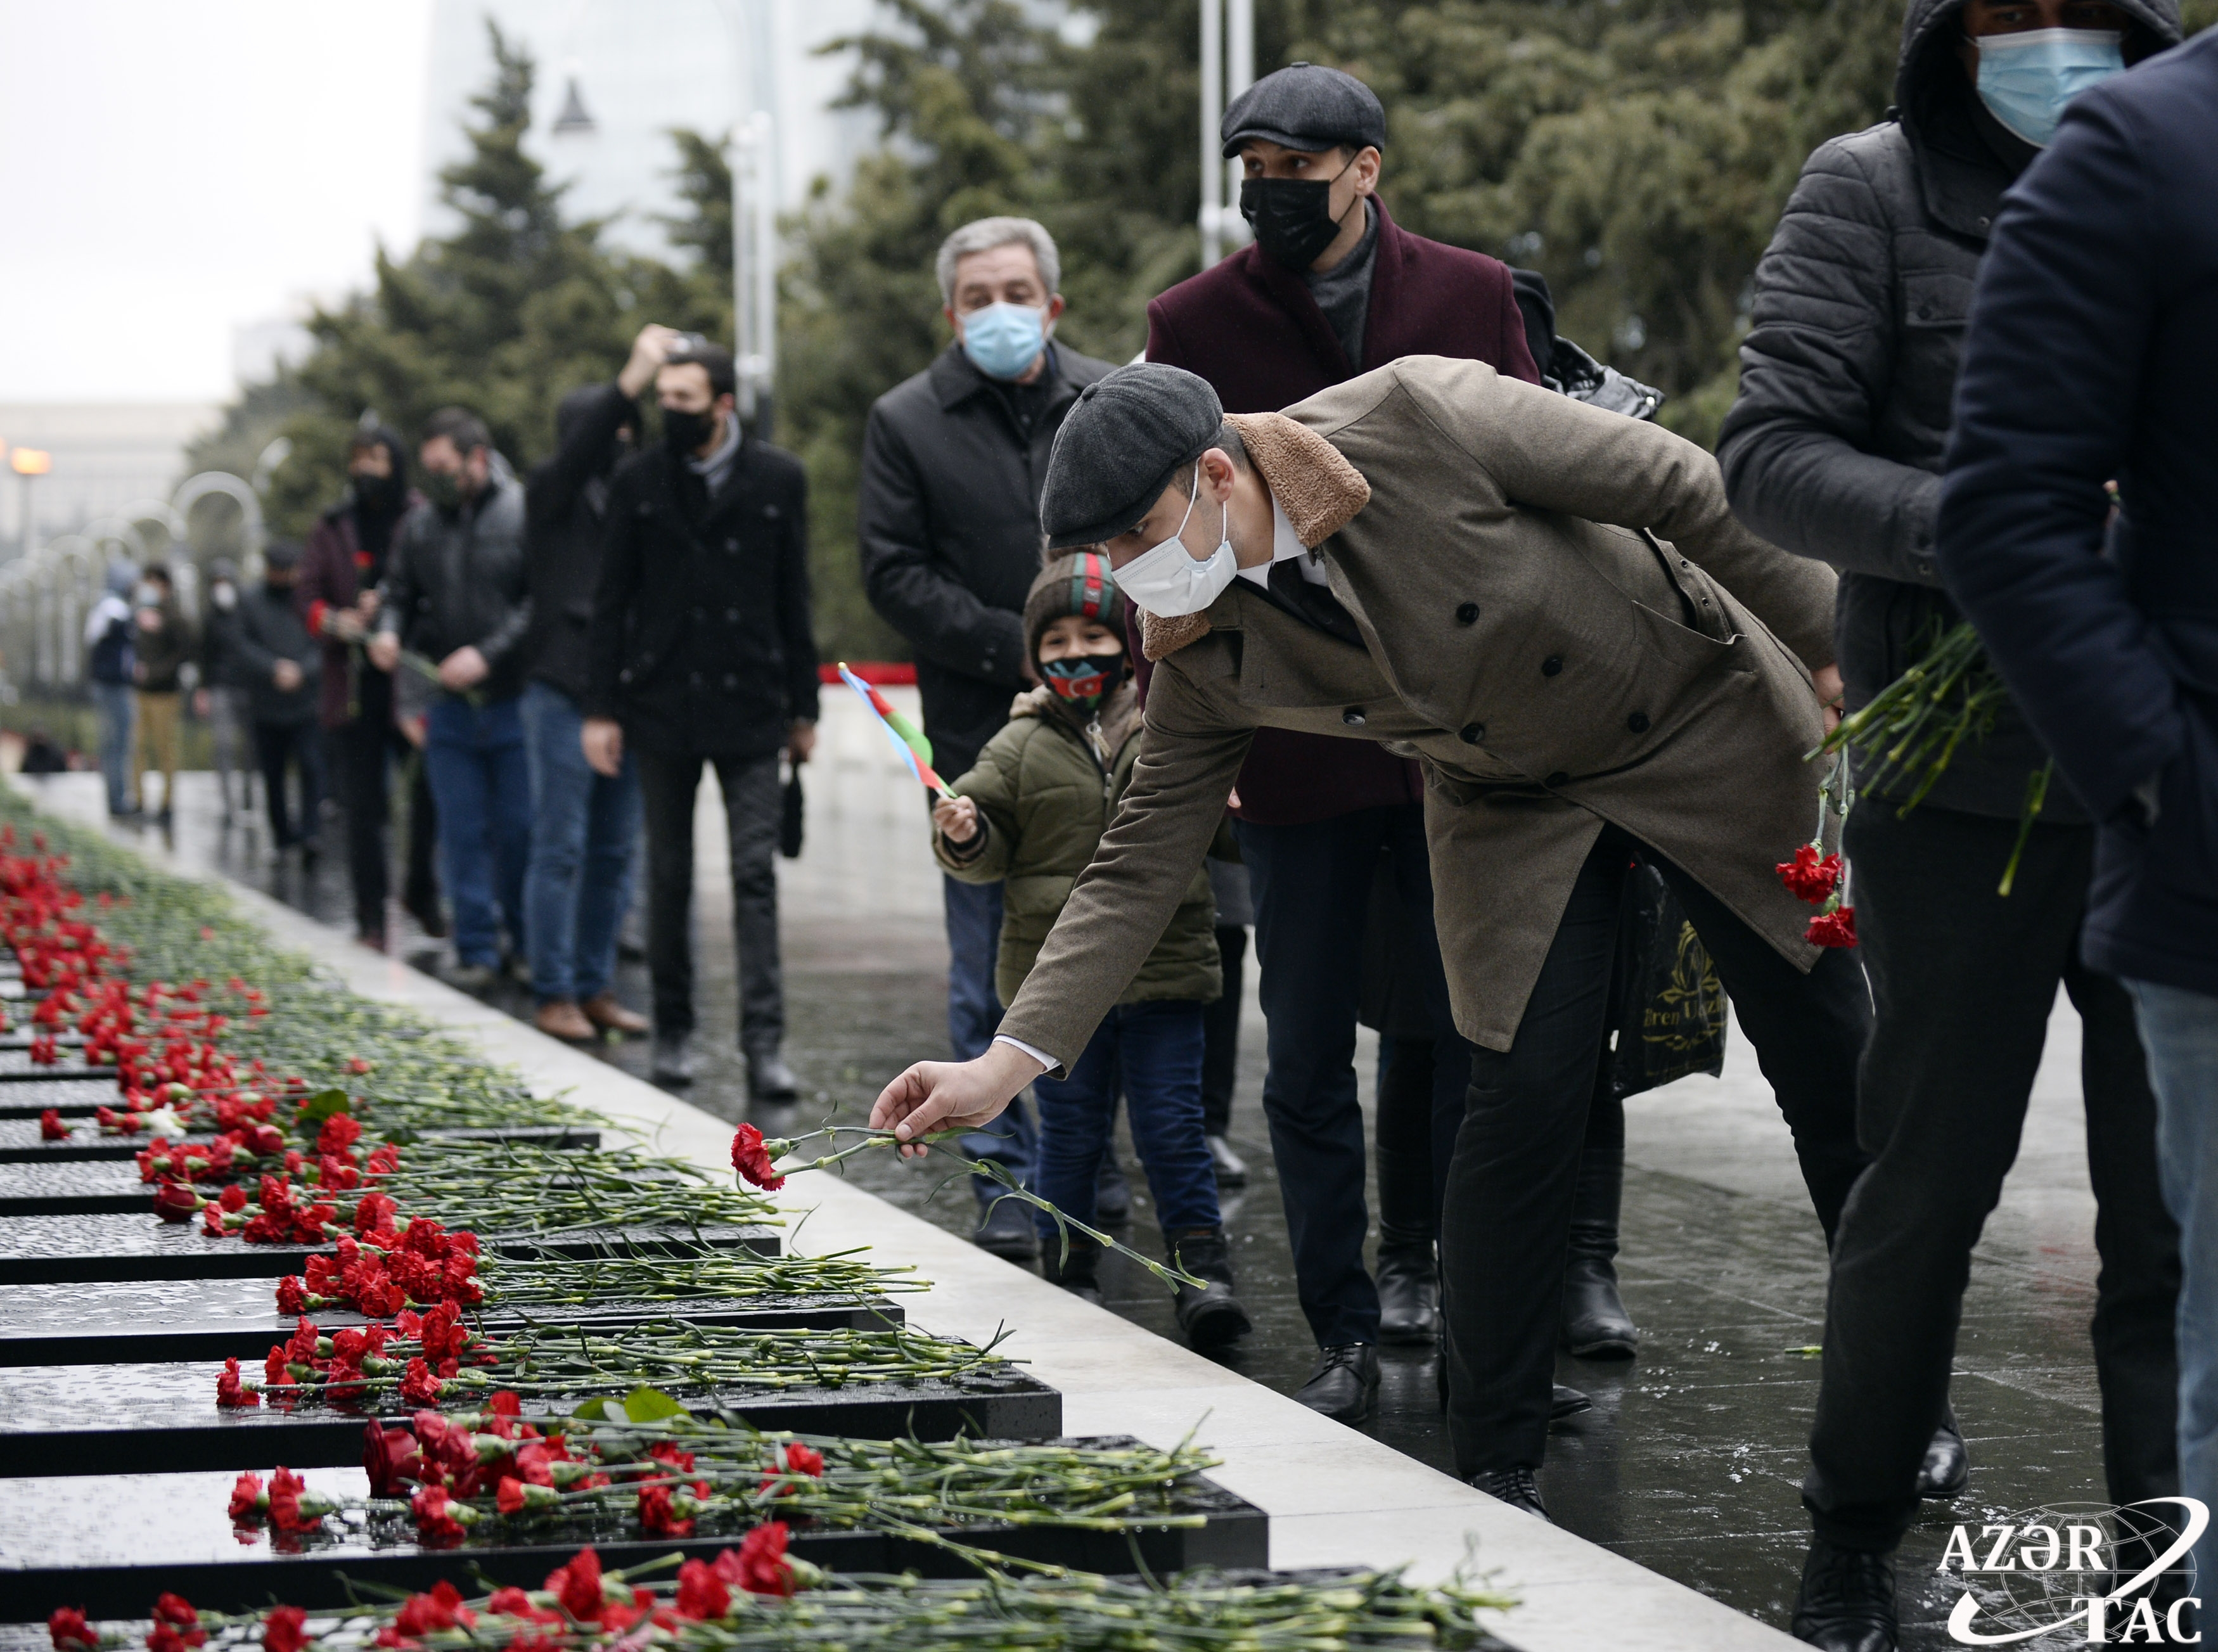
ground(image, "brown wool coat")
xmin=996 ymin=355 xmax=1841 ymax=1064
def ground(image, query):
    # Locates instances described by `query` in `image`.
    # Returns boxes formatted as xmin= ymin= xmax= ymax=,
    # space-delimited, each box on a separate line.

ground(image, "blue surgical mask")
xmin=960 ymin=302 xmax=1049 ymax=381
xmin=1975 ymin=27 xmax=2124 ymax=149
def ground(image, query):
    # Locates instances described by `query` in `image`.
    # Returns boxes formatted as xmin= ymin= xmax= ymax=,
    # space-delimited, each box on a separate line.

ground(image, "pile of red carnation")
xmin=220 ymin=1302 xmax=487 ymax=1411
xmin=276 ymin=1217 xmax=482 ymax=1317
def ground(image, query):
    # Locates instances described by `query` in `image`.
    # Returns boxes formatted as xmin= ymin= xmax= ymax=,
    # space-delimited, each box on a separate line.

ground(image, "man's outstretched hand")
xmin=869 ymin=1042 xmax=1046 ymax=1158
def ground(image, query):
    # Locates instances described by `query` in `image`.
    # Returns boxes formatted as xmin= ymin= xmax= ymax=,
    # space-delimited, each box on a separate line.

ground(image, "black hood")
xmin=1895 ymin=0 xmax=2182 ymax=150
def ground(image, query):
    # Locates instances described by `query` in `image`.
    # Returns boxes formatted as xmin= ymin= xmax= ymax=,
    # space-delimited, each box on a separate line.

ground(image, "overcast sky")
xmin=1 ymin=3 xmax=432 ymax=405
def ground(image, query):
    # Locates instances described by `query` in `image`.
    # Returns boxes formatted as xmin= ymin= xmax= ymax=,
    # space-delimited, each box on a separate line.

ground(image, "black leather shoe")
xmin=1469 ymin=1466 xmax=1548 ymax=1518
xmin=1916 ymin=1408 xmax=1968 ymax=1499
xmin=1169 ymin=1227 xmax=1252 ymax=1347
xmin=972 ymin=1196 xmax=1041 ymax=1261
xmin=1551 ymin=1384 xmax=1592 ymax=1421
xmin=1561 ymin=1252 xmax=1638 ymax=1357
xmin=1094 ymin=1156 xmax=1132 ymax=1224
xmin=1791 ymin=1539 xmax=1898 ymax=1652
xmin=747 ymin=1053 xmax=800 ymax=1106
xmin=1295 ymin=1343 xmax=1380 ymax=1424
xmin=1375 ymin=1241 xmax=1440 ymax=1345
xmin=1207 ymin=1133 xmax=1249 ymax=1188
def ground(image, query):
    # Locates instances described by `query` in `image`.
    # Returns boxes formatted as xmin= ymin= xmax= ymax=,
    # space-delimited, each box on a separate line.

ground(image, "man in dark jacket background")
xmin=128 ymin=562 xmax=193 ymax=828
xmin=1139 ymin=63 xmax=1540 ymax=1423
xmin=302 ymin=420 xmax=421 ymax=947
xmin=368 ymin=407 xmax=534 ymax=991
xmin=1717 ymin=1 xmax=2184 ymax=1644
xmin=1940 ymin=23 xmax=2218 ymax=1621
xmin=858 ymin=217 xmax=1115 ymax=1257
xmin=584 ymin=342 xmax=819 ymax=1104
xmin=518 ymin=324 xmax=673 ymax=1044
xmin=234 ymin=542 xmax=324 ymax=854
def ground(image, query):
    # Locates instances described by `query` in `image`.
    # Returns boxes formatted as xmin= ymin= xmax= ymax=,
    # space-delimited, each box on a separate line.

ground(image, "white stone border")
xmin=22 ymin=779 xmax=1799 ymax=1651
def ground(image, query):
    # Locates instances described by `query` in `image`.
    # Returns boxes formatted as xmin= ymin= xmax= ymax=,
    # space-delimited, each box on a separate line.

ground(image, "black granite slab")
xmin=0 ymin=1444 xmax=1259 ymax=1617
xmin=0 ymin=1161 xmax=143 ymax=1216
xmin=0 ymin=1361 xmax=1065 ymax=1476
xmin=0 ymin=1276 xmax=908 ymax=1364
xmin=0 ymin=1119 xmax=603 ymax=1162
xmin=0 ymin=1065 xmax=112 ymax=1087
xmin=0 ymin=1217 xmax=779 ymax=1285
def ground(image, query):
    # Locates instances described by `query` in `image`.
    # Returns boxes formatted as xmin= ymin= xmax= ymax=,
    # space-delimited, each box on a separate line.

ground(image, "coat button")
xmin=726 ymin=608 xmax=740 ymax=623
xmin=724 ymin=674 xmax=738 ymax=689
xmin=689 ymin=672 xmax=703 ymax=688
xmin=1627 ymin=712 xmax=1650 ymax=733
xmin=1459 ymin=722 xmax=1485 ymax=744
xmin=1546 ymin=771 xmax=1570 ymax=787
xmin=691 ymin=605 xmax=707 ymax=620
xmin=764 ymin=504 xmax=779 ymax=518
xmin=1342 ymin=707 xmax=1366 ymax=726
xmin=1455 ymin=602 xmax=1480 ymax=625
xmin=726 ymin=538 xmax=740 ymax=552
xmin=1541 ymin=655 xmax=1564 ymax=677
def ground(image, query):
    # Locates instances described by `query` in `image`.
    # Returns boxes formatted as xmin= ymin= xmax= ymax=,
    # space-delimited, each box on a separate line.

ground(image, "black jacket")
xmin=525 ymin=383 xmax=635 ymax=701
xmin=233 ymin=582 xmax=322 ymax=727
xmin=1940 ymin=32 xmax=2218 ymax=997
xmin=375 ymin=475 xmax=533 ymax=703
xmin=1717 ymin=0 xmax=2179 ymax=821
xmin=586 ymin=431 xmax=819 ymax=758
xmin=859 ymin=343 xmax=1115 ymax=784
xmin=199 ymin=592 xmax=247 ymax=691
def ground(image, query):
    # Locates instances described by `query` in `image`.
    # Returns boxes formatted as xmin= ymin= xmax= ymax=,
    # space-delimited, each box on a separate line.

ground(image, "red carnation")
xmin=362 ymin=1422 xmax=422 ymax=1499
xmin=219 ymin=1185 xmax=248 ymax=1212
xmin=216 ymin=1357 xmax=259 ymax=1410
xmin=488 ymin=1390 xmax=521 ymax=1417
xmin=1805 ymin=907 xmax=1858 ymax=949
xmin=639 ymin=1482 xmax=694 ymax=1536
xmin=546 ymin=1546 xmax=606 ymax=1621
xmin=399 ymin=1357 xmax=444 ymax=1407
xmin=267 ymin=1466 xmax=316 ymax=1535
xmin=49 ymin=1608 xmax=93 ymax=1651
xmin=152 ymin=1182 xmax=201 ymax=1223
xmin=1776 ymin=842 xmax=1843 ymax=905
xmin=228 ymin=1471 xmax=263 ymax=1522
xmin=393 ymin=1582 xmax=474 ymax=1634
xmin=316 ymin=1113 xmax=362 ymax=1156
xmin=409 ymin=1484 xmax=468 ymax=1546
xmin=274 ymin=1276 xmax=308 ymax=1316
xmin=259 ymin=1606 xmax=308 ymax=1652
xmin=37 ymin=1109 xmax=67 ymax=1141
xmin=727 ymin=1521 xmax=796 ymax=1597
xmin=675 ymin=1557 xmax=731 ymax=1621
xmin=782 ymin=1442 xmax=824 ymax=1478
xmin=729 ymin=1124 xmax=786 ymax=1191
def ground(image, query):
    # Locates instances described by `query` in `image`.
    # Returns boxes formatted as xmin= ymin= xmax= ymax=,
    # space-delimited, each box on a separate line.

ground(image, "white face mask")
xmin=1115 ymin=465 xmax=1238 ymax=618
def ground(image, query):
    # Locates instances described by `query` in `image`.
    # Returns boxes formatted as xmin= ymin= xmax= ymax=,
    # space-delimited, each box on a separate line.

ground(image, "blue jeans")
xmin=521 ymin=681 xmax=639 ymax=1004
xmin=1033 ymin=1000 xmax=1219 ymax=1238
xmin=93 ymin=681 xmax=134 ymax=815
xmin=944 ymin=874 xmax=1035 ymax=1192
xmin=2129 ymin=976 xmax=2218 ymax=1596
xmin=423 ymin=694 xmax=531 ymax=968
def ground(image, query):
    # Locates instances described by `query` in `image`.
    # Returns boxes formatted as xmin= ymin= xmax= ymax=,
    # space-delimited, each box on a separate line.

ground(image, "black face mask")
xmin=351 ymin=470 xmax=403 ymax=514
xmin=1238 ymin=156 xmax=1362 ymax=272
xmin=420 ymin=470 xmax=464 ymax=512
xmin=663 ymin=407 xmax=716 ymax=456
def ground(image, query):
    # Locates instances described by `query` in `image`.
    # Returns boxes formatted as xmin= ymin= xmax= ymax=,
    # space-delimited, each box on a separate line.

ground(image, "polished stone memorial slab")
xmin=0 ymin=1440 xmax=1260 ymax=1618
xmin=0 ymin=1215 xmax=779 ymax=1284
xmin=0 ymin=1118 xmax=604 ymax=1162
xmin=0 ymin=1361 xmax=1066 ymax=1477
xmin=0 ymin=1161 xmax=143 ymax=1215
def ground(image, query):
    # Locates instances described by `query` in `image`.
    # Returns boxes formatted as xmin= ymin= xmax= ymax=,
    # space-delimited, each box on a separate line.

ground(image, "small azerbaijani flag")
xmin=837 ymin=662 xmax=956 ymax=798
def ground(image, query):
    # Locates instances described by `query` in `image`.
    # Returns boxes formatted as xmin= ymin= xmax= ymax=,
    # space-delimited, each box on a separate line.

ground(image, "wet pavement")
xmin=29 ymin=703 xmax=2151 ymax=1648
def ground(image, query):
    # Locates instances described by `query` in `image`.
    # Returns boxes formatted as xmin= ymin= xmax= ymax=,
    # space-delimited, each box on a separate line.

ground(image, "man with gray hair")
xmin=859 ymin=216 xmax=1117 ymax=1258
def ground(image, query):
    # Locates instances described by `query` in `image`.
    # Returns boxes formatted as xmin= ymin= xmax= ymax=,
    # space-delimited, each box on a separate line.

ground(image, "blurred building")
xmin=421 ymin=0 xmax=882 ymax=259
xmin=0 ymin=405 xmax=219 ymax=555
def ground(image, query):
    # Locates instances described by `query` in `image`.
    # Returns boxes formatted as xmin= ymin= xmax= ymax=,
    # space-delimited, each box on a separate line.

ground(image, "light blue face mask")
xmin=1976 ymin=27 xmax=2124 ymax=148
xmin=959 ymin=302 xmax=1049 ymax=381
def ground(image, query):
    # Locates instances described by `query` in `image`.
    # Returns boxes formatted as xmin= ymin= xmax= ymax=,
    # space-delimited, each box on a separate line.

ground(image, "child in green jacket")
xmin=933 ymin=553 xmax=1248 ymax=1347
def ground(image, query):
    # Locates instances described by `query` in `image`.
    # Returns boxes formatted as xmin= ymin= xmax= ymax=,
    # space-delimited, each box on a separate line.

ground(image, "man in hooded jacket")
xmin=1717 ymin=1 xmax=2184 ymax=1644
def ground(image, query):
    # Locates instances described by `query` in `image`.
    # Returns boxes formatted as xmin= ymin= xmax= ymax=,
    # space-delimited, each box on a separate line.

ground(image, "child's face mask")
xmin=1040 ymin=652 xmax=1122 ymax=712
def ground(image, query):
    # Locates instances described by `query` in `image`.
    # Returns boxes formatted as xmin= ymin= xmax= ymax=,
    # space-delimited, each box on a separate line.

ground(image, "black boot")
xmin=1916 ymin=1401 xmax=1968 ymax=1499
xmin=1561 ymin=1140 xmax=1638 ymax=1357
xmin=1169 ymin=1227 xmax=1252 ymax=1347
xmin=1040 ymin=1233 xmax=1103 ymax=1305
xmin=1374 ymin=1144 xmax=1440 ymax=1344
xmin=1791 ymin=1539 xmax=1898 ymax=1652
xmin=1295 ymin=1343 xmax=1379 ymax=1423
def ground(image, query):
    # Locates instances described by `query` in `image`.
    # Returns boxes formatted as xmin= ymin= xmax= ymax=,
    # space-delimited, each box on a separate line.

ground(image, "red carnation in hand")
xmin=215 ymin=1357 xmax=259 ymax=1410
xmin=730 ymin=1124 xmax=786 ymax=1191
xmin=675 ymin=1557 xmax=731 ymax=1621
xmin=1776 ymin=842 xmax=1843 ymax=905
xmin=1805 ymin=907 xmax=1858 ymax=949
xmin=726 ymin=1521 xmax=797 ymax=1597
xmin=259 ymin=1606 xmax=309 ymax=1652
xmin=546 ymin=1547 xmax=606 ymax=1621
xmin=49 ymin=1607 xmax=94 ymax=1651
xmin=37 ymin=1109 xmax=67 ymax=1141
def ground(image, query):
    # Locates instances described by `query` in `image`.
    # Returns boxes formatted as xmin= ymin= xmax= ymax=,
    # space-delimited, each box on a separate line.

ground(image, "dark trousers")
xmin=1444 ymin=826 xmax=1870 ymax=1476
xmin=253 ymin=720 xmax=324 ymax=848
xmin=1200 ymin=923 xmax=1247 ymax=1137
xmin=637 ymin=746 xmax=785 ymax=1057
xmin=331 ymin=669 xmax=406 ymax=934
xmin=1033 ymin=1000 xmax=1221 ymax=1237
xmin=1237 ymin=802 xmax=1465 ymax=1350
xmin=1805 ymin=805 xmax=2181 ymax=1550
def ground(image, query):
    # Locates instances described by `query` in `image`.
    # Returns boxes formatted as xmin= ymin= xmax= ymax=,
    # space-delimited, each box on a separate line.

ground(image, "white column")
xmin=1198 ymin=0 xmax=1223 ymax=267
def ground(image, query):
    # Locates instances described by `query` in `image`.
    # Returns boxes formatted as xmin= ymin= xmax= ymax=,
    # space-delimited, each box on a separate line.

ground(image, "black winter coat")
xmin=1716 ymin=0 xmax=2179 ymax=821
xmin=376 ymin=477 xmax=534 ymax=703
xmin=232 ymin=582 xmax=322 ymax=727
xmin=858 ymin=343 xmax=1115 ymax=784
xmin=525 ymin=383 xmax=634 ymax=701
xmin=586 ymin=433 xmax=819 ymax=758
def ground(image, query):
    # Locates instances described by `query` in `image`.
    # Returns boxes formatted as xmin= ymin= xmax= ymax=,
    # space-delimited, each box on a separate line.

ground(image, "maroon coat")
xmin=1140 ymin=196 xmax=1540 ymax=824
xmin=300 ymin=492 xmax=418 ymax=731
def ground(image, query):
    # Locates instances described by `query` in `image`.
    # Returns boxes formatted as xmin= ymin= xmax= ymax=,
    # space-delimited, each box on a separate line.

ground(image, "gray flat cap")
xmin=1041 ymin=364 xmax=1225 ymax=551
xmin=1221 ymin=63 xmax=1387 ymax=159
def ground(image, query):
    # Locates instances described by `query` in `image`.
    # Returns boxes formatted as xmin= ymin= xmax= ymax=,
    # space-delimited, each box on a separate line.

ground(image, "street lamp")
xmin=552 ymin=72 xmax=598 ymax=137
xmin=9 ymin=447 xmax=51 ymax=562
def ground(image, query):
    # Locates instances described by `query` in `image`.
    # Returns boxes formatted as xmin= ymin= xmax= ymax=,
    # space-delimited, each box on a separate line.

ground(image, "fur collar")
xmin=1139 ymin=413 xmax=1370 ymax=662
